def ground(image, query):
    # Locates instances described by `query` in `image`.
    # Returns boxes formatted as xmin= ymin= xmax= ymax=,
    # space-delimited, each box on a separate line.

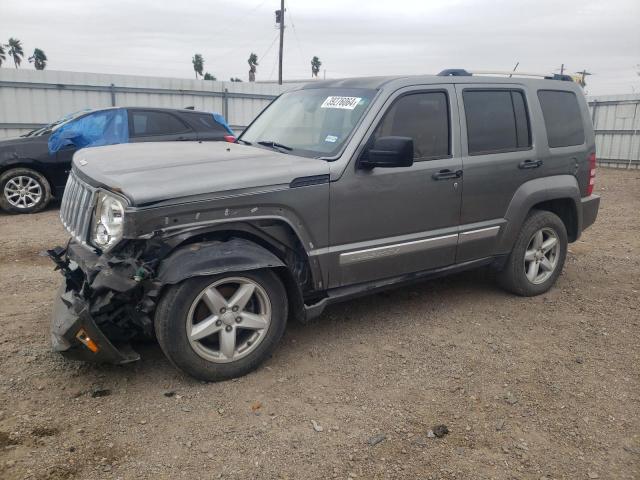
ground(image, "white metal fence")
xmin=588 ymin=93 xmax=640 ymax=169
xmin=1 ymin=70 xmax=638 ymax=169
xmin=0 ymin=69 xmax=306 ymax=138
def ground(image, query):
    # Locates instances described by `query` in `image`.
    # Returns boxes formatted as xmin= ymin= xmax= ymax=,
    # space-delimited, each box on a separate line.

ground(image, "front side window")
xmin=537 ymin=90 xmax=585 ymax=148
xmin=130 ymin=111 xmax=190 ymax=137
xmin=239 ymin=87 xmax=376 ymax=158
xmin=463 ymin=90 xmax=531 ymax=155
xmin=370 ymin=91 xmax=450 ymax=161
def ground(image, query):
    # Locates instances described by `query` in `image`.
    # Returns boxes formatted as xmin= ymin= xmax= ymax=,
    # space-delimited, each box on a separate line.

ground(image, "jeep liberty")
xmin=49 ymin=70 xmax=600 ymax=381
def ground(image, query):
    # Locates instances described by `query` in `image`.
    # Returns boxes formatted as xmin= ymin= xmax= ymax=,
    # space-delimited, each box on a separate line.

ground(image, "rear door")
xmin=455 ymin=84 xmax=541 ymax=262
xmin=128 ymin=109 xmax=197 ymax=143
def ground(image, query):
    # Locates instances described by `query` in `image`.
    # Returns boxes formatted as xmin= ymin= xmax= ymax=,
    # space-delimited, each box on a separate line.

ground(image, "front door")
xmin=328 ymin=85 xmax=462 ymax=287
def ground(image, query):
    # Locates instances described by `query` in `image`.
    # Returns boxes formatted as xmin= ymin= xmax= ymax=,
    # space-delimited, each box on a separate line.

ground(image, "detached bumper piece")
xmin=51 ymin=286 xmax=139 ymax=364
xmin=48 ymin=243 xmax=156 ymax=365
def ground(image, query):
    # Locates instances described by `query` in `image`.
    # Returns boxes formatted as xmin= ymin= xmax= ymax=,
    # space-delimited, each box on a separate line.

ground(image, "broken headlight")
xmin=91 ymin=192 xmax=125 ymax=251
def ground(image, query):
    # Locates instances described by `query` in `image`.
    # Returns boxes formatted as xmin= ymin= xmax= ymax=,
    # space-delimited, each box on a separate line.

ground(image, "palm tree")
xmin=311 ymin=56 xmax=322 ymax=78
xmin=192 ymin=54 xmax=204 ymax=79
xmin=203 ymin=72 xmax=216 ymax=81
xmin=7 ymin=38 xmax=24 ymax=68
xmin=0 ymin=44 xmax=5 ymax=67
xmin=28 ymin=48 xmax=47 ymax=70
xmin=248 ymin=53 xmax=258 ymax=82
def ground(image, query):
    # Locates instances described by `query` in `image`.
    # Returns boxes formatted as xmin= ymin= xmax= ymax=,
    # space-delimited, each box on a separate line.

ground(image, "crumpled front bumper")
xmin=48 ymin=243 xmax=149 ymax=365
xmin=51 ymin=284 xmax=140 ymax=364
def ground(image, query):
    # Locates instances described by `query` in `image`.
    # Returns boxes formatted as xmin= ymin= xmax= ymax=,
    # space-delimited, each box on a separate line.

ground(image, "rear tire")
xmin=0 ymin=168 xmax=52 ymax=214
xmin=498 ymin=210 xmax=567 ymax=296
xmin=155 ymin=269 xmax=288 ymax=382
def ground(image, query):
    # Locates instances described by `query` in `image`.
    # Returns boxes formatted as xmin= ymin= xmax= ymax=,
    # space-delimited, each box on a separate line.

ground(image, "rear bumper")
xmin=580 ymin=194 xmax=600 ymax=232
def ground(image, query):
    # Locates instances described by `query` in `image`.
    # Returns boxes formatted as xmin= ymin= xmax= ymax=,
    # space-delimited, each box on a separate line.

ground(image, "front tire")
xmin=155 ymin=269 xmax=288 ymax=382
xmin=498 ymin=210 xmax=568 ymax=296
xmin=0 ymin=168 xmax=52 ymax=214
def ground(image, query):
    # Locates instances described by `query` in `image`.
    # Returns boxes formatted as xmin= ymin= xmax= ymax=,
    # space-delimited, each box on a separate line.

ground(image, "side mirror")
xmin=359 ymin=136 xmax=414 ymax=169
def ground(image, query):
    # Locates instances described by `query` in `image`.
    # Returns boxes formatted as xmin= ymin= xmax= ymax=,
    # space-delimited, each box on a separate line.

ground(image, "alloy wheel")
xmin=4 ymin=175 xmax=43 ymax=209
xmin=523 ymin=227 xmax=560 ymax=284
xmin=186 ymin=277 xmax=272 ymax=363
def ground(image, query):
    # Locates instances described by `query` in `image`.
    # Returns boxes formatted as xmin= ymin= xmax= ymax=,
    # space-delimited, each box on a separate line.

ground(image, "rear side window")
xmin=537 ymin=90 xmax=585 ymax=147
xmin=372 ymin=91 xmax=450 ymax=161
xmin=463 ymin=90 xmax=531 ymax=155
xmin=130 ymin=111 xmax=190 ymax=137
xmin=185 ymin=113 xmax=227 ymax=133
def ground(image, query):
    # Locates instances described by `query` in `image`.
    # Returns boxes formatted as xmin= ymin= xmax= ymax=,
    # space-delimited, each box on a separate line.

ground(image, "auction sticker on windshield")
xmin=321 ymin=96 xmax=362 ymax=110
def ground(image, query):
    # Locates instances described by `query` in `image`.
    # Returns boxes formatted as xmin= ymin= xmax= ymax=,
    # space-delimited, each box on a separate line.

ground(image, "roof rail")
xmin=437 ymin=69 xmax=572 ymax=82
xmin=437 ymin=69 xmax=472 ymax=76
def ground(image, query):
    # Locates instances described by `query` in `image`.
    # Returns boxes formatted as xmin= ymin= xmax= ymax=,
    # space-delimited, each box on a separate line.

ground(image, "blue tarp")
xmin=48 ymin=108 xmax=129 ymax=154
xmin=213 ymin=113 xmax=234 ymax=135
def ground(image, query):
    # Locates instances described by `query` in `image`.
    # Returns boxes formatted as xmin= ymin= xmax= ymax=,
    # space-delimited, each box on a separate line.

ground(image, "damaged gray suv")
xmin=49 ymin=70 xmax=600 ymax=381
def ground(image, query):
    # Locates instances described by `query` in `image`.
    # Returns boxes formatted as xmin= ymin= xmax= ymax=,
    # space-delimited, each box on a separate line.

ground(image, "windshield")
xmin=23 ymin=109 xmax=91 ymax=137
xmin=239 ymin=87 xmax=376 ymax=158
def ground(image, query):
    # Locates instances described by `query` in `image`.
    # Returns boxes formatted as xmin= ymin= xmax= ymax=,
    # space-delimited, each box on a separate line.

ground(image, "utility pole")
xmin=278 ymin=0 xmax=285 ymax=85
xmin=560 ymin=63 xmax=565 ymax=75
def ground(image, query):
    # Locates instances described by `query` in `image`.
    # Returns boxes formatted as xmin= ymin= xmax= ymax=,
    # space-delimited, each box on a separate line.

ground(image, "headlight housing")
xmin=91 ymin=192 xmax=125 ymax=250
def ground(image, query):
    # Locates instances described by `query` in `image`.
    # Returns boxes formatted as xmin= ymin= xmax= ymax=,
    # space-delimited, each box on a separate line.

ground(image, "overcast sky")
xmin=2 ymin=0 xmax=639 ymax=95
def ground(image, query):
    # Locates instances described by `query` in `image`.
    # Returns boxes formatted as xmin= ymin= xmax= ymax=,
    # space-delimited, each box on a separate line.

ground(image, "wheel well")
xmin=161 ymin=222 xmax=313 ymax=322
xmin=531 ymin=198 xmax=578 ymax=242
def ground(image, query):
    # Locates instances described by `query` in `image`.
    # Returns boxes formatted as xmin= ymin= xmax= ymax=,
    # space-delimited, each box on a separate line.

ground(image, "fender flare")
xmin=156 ymin=237 xmax=285 ymax=285
xmin=496 ymin=175 xmax=582 ymax=253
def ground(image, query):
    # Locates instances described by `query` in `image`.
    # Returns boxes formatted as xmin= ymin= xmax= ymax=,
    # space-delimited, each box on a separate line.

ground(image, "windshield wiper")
xmin=257 ymin=140 xmax=293 ymax=151
xmin=236 ymin=138 xmax=252 ymax=145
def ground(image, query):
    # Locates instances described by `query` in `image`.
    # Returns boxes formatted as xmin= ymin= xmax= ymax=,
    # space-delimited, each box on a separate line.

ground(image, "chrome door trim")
xmin=339 ymin=233 xmax=458 ymax=266
xmin=458 ymin=225 xmax=501 ymax=243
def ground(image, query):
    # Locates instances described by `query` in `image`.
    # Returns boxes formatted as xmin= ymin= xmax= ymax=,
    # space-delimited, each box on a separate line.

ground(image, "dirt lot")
xmin=0 ymin=168 xmax=638 ymax=480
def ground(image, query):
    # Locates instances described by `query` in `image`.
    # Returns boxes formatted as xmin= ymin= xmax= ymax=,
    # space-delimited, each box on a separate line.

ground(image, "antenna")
xmin=509 ymin=62 xmax=519 ymax=78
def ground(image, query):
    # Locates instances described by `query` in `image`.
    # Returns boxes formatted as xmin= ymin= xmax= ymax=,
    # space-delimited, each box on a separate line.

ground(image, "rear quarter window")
xmin=130 ymin=111 xmax=191 ymax=137
xmin=537 ymin=90 xmax=585 ymax=148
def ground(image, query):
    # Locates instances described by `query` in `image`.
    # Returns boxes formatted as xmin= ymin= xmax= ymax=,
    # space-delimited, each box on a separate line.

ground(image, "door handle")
xmin=518 ymin=159 xmax=543 ymax=169
xmin=432 ymin=169 xmax=462 ymax=180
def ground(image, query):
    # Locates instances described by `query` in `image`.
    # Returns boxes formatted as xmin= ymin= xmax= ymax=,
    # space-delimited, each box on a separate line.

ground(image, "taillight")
xmin=586 ymin=152 xmax=596 ymax=196
xmin=223 ymin=134 xmax=236 ymax=143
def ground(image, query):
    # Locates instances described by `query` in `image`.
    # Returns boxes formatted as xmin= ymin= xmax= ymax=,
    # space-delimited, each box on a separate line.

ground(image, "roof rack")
xmin=437 ymin=69 xmax=573 ymax=82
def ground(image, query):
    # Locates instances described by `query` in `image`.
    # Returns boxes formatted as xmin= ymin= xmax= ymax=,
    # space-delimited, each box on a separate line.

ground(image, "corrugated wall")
xmin=2 ymin=70 xmax=638 ymax=169
xmin=0 ymin=69 xmax=306 ymax=138
xmin=588 ymin=93 xmax=640 ymax=169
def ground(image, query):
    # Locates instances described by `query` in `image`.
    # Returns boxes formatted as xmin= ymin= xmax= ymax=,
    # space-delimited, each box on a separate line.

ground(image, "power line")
xmin=259 ymin=32 xmax=280 ymax=62
xmin=269 ymin=54 xmax=279 ymax=81
xmin=287 ymin=7 xmax=306 ymax=64
xmin=208 ymin=0 xmax=271 ymax=40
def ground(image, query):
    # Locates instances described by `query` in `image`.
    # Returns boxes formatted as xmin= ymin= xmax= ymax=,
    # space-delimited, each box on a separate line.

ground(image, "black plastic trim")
xmin=289 ymin=174 xmax=330 ymax=188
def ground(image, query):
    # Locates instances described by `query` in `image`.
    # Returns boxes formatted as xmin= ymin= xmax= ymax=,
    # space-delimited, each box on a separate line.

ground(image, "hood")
xmin=73 ymin=141 xmax=329 ymax=206
xmin=0 ymin=134 xmax=50 ymax=162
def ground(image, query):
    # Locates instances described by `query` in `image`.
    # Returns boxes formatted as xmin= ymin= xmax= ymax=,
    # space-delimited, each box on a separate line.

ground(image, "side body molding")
xmin=497 ymin=175 xmax=582 ymax=254
xmin=156 ymin=238 xmax=285 ymax=285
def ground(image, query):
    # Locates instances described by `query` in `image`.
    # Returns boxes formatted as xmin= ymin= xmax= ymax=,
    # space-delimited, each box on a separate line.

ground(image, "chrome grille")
xmin=59 ymin=173 xmax=96 ymax=245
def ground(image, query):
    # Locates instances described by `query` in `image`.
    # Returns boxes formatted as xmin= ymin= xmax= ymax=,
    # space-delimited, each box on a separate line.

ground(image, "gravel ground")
xmin=0 ymin=168 xmax=638 ymax=480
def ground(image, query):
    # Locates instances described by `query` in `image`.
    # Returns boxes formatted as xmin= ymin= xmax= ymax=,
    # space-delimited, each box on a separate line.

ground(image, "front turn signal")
xmin=76 ymin=329 xmax=100 ymax=353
